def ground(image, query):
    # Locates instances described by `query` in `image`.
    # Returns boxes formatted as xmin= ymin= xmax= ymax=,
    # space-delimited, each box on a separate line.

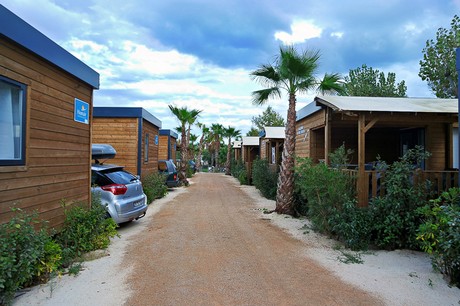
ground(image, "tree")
xmin=252 ymin=106 xmax=285 ymax=130
xmin=343 ymin=64 xmax=407 ymax=97
xmin=246 ymin=127 xmax=260 ymax=136
xmin=168 ymin=105 xmax=201 ymax=185
xmin=210 ymin=123 xmax=224 ymax=170
xmin=419 ymin=15 xmax=459 ymax=98
xmin=196 ymin=123 xmax=210 ymax=171
xmin=251 ymin=45 xmax=344 ymax=216
xmin=223 ymin=126 xmax=241 ymax=175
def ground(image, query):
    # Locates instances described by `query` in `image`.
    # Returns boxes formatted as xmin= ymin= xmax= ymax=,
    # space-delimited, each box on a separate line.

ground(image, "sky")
xmin=2 ymin=0 xmax=459 ymax=136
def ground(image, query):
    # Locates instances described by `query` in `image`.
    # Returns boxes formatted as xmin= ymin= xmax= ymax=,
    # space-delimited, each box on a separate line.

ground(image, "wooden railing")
xmin=342 ymin=169 xmax=459 ymax=207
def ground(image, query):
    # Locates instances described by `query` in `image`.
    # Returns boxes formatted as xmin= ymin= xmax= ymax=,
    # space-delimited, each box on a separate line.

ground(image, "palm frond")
xmin=250 ymin=64 xmax=281 ymax=86
xmin=317 ymin=73 xmax=346 ymax=95
xmin=251 ymin=87 xmax=281 ymax=105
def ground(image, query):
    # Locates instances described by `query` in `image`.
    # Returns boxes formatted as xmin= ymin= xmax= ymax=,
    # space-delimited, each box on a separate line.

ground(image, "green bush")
xmin=251 ymin=158 xmax=278 ymax=200
xmin=294 ymin=157 xmax=355 ymax=233
xmin=369 ymin=146 xmax=430 ymax=250
xmin=231 ymin=158 xmax=248 ymax=185
xmin=0 ymin=208 xmax=56 ymax=306
xmin=329 ymin=200 xmax=373 ymax=250
xmin=238 ymin=169 xmax=248 ymax=185
xmin=143 ymin=172 xmax=168 ymax=203
xmin=417 ymin=188 xmax=460 ymax=287
xmin=56 ymin=196 xmax=118 ymax=267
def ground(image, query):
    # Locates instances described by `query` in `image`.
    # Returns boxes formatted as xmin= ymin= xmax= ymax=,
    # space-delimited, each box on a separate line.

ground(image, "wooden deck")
xmin=342 ymin=169 xmax=459 ymax=206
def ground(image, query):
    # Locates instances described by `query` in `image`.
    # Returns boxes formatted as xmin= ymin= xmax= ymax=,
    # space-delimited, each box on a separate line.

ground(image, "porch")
xmin=343 ymin=169 xmax=459 ymax=206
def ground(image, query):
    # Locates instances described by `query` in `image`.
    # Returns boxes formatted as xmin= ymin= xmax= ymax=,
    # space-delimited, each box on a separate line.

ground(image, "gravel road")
xmin=124 ymin=173 xmax=383 ymax=305
xmin=15 ymin=172 xmax=459 ymax=306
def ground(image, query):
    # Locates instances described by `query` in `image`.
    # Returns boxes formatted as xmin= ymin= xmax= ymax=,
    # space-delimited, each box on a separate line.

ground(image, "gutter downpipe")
xmin=457 ymin=48 xmax=460 ymax=187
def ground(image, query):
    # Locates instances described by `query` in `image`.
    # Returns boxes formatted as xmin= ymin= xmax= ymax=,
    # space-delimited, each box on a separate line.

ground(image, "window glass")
xmin=144 ymin=133 xmax=149 ymax=162
xmin=0 ymin=76 xmax=26 ymax=165
xmin=103 ymin=169 xmax=136 ymax=184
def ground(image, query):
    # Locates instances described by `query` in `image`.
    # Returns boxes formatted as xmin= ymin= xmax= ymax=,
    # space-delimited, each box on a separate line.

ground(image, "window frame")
xmin=144 ymin=133 xmax=149 ymax=162
xmin=0 ymin=75 xmax=27 ymax=166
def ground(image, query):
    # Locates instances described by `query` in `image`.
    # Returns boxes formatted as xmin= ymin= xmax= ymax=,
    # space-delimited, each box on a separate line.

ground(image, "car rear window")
xmin=94 ymin=168 xmax=137 ymax=185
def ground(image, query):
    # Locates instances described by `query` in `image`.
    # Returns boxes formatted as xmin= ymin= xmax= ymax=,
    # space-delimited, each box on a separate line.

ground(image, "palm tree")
xmin=250 ymin=45 xmax=344 ymax=215
xmin=210 ymin=123 xmax=223 ymax=170
xmin=189 ymin=133 xmax=198 ymax=161
xmin=168 ymin=105 xmax=202 ymax=185
xmin=196 ymin=123 xmax=210 ymax=171
xmin=223 ymin=126 xmax=241 ymax=176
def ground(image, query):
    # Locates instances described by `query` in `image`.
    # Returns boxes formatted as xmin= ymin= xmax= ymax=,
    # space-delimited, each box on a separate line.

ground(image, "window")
xmin=144 ymin=133 xmax=149 ymax=162
xmin=0 ymin=76 xmax=26 ymax=166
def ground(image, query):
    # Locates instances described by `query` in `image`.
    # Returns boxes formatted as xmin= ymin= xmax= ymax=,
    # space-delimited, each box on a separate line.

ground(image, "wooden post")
xmin=357 ymin=114 xmax=379 ymax=207
xmin=325 ymin=108 xmax=331 ymax=165
xmin=357 ymin=114 xmax=367 ymax=206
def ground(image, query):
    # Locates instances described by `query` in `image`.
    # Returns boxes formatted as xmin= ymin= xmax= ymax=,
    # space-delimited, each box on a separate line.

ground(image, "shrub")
xmin=238 ymin=169 xmax=248 ymax=185
xmin=294 ymin=157 xmax=355 ymax=233
xmin=369 ymin=146 xmax=430 ymax=250
xmin=329 ymin=200 xmax=373 ymax=250
xmin=0 ymin=208 xmax=55 ymax=305
xmin=417 ymin=188 xmax=460 ymax=287
xmin=231 ymin=158 xmax=248 ymax=185
xmin=143 ymin=172 xmax=168 ymax=203
xmin=251 ymin=158 xmax=278 ymax=200
xmin=56 ymin=196 xmax=118 ymax=267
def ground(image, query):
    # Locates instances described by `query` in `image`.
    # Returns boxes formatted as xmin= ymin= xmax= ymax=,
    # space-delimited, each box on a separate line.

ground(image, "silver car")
xmin=91 ymin=163 xmax=148 ymax=224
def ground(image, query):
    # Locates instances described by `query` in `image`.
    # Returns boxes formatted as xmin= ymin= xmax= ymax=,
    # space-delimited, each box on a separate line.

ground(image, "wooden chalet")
xmin=296 ymin=96 xmax=458 ymax=206
xmin=0 ymin=6 xmax=100 ymax=227
xmin=233 ymin=140 xmax=242 ymax=161
xmin=159 ymin=129 xmax=178 ymax=161
xmin=241 ymin=136 xmax=260 ymax=182
xmin=259 ymin=126 xmax=285 ymax=167
xmin=92 ymin=107 xmax=161 ymax=179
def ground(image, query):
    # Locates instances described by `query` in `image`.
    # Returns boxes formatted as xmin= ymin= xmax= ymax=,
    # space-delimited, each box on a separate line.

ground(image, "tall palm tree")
xmin=250 ymin=45 xmax=344 ymax=215
xmin=168 ymin=105 xmax=202 ymax=185
xmin=223 ymin=126 xmax=241 ymax=176
xmin=196 ymin=123 xmax=210 ymax=171
xmin=189 ymin=133 xmax=198 ymax=160
xmin=210 ymin=123 xmax=223 ymax=170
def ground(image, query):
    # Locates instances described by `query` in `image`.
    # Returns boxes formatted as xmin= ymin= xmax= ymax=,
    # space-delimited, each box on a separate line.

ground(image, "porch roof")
xmin=242 ymin=136 xmax=259 ymax=146
xmin=297 ymin=96 xmax=458 ymax=121
xmin=260 ymin=126 xmax=285 ymax=139
xmin=316 ymin=96 xmax=457 ymax=113
xmin=232 ymin=141 xmax=242 ymax=149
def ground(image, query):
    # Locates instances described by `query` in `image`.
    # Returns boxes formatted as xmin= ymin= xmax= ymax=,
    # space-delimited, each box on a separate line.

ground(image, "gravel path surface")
xmin=13 ymin=172 xmax=460 ymax=305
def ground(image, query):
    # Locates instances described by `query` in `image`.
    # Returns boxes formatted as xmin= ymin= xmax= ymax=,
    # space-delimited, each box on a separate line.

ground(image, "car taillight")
xmin=173 ymin=174 xmax=177 ymax=180
xmin=101 ymin=184 xmax=127 ymax=195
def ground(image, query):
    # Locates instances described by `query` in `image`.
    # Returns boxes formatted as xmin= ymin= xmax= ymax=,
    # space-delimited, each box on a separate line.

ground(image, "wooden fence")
xmin=342 ymin=169 xmax=459 ymax=206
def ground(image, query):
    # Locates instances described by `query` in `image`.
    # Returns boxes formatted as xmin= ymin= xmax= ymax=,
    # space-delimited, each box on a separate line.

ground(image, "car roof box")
xmin=92 ymin=144 xmax=116 ymax=161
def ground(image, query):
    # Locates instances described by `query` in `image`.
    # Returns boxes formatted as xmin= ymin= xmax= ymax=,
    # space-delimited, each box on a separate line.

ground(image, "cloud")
xmin=274 ymin=20 xmax=323 ymax=44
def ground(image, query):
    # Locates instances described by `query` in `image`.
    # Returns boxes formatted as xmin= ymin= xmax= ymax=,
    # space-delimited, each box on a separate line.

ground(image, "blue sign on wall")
xmin=154 ymin=135 xmax=159 ymax=145
xmin=74 ymin=98 xmax=89 ymax=124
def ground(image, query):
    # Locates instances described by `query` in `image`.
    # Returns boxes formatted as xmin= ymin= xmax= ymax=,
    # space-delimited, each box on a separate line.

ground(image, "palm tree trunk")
xmin=275 ymin=93 xmax=296 ymax=215
xmin=225 ymin=140 xmax=231 ymax=175
xmin=180 ymin=128 xmax=189 ymax=186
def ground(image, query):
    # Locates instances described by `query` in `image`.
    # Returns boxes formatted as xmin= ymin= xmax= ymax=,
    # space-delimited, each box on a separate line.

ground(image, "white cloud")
xmin=331 ymin=31 xmax=344 ymax=39
xmin=275 ymin=19 xmax=323 ymax=44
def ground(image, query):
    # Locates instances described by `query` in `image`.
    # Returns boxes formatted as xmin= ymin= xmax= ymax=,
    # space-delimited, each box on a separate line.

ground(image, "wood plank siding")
xmin=159 ymin=129 xmax=177 ymax=161
xmin=295 ymin=109 xmax=325 ymax=159
xmin=0 ymin=37 xmax=94 ymax=228
xmin=92 ymin=108 xmax=162 ymax=179
xmin=140 ymin=119 xmax=159 ymax=179
xmin=92 ymin=117 xmax=139 ymax=175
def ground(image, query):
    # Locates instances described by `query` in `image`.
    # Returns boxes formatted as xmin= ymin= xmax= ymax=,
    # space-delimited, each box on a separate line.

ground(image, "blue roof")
xmin=93 ymin=107 xmax=162 ymax=128
xmin=0 ymin=5 xmax=99 ymax=89
xmin=160 ymin=129 xmax=178 ymax=139
xmin=296 ymin=101 xmax=322 ymax=121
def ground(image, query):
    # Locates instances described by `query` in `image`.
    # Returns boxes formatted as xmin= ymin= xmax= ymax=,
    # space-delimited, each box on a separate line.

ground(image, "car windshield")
xmin=102 ymin=168 xmax=137 ymax=184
